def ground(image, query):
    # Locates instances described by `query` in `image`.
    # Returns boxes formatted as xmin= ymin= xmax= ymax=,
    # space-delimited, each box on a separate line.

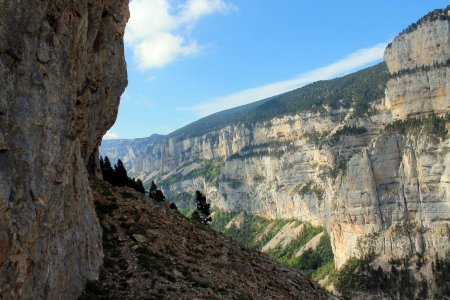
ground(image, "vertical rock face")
xmin=384 ymin=17 xmax=450 ymax=75
xmin=0 ymin=1 xmax=128 ymax=299
xmin=384 ymin=8 xmax=450 ymax=119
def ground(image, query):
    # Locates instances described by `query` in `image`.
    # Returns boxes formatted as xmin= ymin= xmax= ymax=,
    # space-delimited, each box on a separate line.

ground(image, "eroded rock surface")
xmin=0 ymin=1 xmax=128 ymax=299
xmin=384 ymin=8 xmax=450 ymax=119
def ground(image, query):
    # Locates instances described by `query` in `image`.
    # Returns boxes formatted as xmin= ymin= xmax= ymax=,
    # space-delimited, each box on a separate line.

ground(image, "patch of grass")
xmin=312 ymin=261 xmax=337 ymax=282
xmin=253 ymin=175 xmax=266 ymax=184
xmin=120 ymin=191 xmax=137 ymax=199
xmin=228 ymin=141 xmax=298 ymax=160
xmin=211 ymin=209 xmax=291 ymax=250
xmin=267 ymin=226 xmax=328 ymax=271
xmin=135 ymin=246 xmax=176 ymax=282
xmin=136 ymin=246 xmax=160 ymax=270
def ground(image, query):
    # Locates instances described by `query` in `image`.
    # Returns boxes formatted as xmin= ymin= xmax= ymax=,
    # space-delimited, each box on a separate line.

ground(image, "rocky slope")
xmin=82 ymin=179 xmax=330 ymax=300
xmin=101 ymin=7 xmax=450 ymax=297
xmin=0 ymin=1 xmax=128 ymax=299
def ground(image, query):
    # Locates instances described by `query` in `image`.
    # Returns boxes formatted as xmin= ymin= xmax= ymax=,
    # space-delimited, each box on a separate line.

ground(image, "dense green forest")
xmin=168 ymin=62 xmax=389 ymax=140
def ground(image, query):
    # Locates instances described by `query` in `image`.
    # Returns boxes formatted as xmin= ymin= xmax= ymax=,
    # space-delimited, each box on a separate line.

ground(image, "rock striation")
xmin=384 ymin=7 xmax=450 ymax=119
xmin=0 ymin=1 xmax=128 ymax=299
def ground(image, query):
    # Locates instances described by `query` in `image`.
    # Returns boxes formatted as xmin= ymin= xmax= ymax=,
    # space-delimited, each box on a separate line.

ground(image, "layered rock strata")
xmin=0 ymin=1 xmax=128 ymax=299
xmin=384 ymin=8 xmax=450 ymax=118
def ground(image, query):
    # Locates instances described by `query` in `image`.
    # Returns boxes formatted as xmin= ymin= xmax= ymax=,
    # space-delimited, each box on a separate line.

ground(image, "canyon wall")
xmin=0 ymin=1 xmax=128 ymax=299
xmin=101 ymin=8 xmax=450 ymax=289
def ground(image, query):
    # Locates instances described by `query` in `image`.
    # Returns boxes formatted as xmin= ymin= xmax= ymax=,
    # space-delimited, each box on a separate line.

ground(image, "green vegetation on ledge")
xmin=160 ymin=159 xmax=223 ymax=189
xmin=333 ymin=252 xmax=450 ymax=299
xmin=384 ymin=113 xmax=450 ymax=140
xmin=387 ymin=5 xmax=450 ymax=48
xmin=228 ymin=141 xmax=298 ymax=160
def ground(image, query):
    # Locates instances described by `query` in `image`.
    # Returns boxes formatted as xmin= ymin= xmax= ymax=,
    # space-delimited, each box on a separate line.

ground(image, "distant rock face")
xmin=0 ymin=1 xmax=128 ymax=299
xmin=384 ymin=15 xmax=450 ymax=119
xmin=384 ymin=18 xmax=450 ymax=75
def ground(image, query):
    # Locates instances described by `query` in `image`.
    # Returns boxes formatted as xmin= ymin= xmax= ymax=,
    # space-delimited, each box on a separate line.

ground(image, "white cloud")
xmin=186 ymin=42 xmax=388 ymax=116
xmin=126 ymin=0 xmax=236 ymax=69
xmin=103 ymin=131 xmax=119 ymax=140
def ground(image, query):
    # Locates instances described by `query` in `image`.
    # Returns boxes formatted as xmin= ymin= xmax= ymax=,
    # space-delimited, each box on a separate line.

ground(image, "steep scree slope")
xmin=83 ymin=179 xmax=330 ymax=300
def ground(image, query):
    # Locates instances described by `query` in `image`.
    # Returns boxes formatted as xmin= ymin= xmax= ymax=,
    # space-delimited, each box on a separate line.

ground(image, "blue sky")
xmin=105 ymin=0 xmax=450 ymax=139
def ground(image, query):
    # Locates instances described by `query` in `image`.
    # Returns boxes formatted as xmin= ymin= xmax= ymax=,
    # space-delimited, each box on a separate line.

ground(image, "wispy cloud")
xmin=126 ymin=0 xmax=237 ymax=69
xmin=103 ymin=131 xmax=119 ymax=140
xmin=185 ymin=42 xmax=388 ymax=117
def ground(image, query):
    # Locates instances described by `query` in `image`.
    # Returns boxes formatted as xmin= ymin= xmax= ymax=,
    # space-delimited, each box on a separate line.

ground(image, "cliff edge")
xmin=385 ymin=7 xmax=450 ymax=118
xmin=0 ymin=1 xmax=128 ymax=299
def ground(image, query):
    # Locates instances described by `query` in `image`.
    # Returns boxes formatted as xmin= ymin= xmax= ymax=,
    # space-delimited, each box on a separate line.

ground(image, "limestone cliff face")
xmin=0 ymin=1 xmax=128 ymax=299
xmin=330 ymin=133 xmax=450 ymax=268
xmin=384 ymin=8 xmax=450 ymax=119
xmin=101 ymin=10 xmax=450 ymax=289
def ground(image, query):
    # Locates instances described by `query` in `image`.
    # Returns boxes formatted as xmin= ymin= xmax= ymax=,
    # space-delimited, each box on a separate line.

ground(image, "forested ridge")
xmin=168 ymin=62 xmax=389 ymax=140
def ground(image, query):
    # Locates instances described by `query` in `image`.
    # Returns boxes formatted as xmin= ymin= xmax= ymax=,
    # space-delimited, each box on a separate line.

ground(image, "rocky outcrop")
xmin=384 ymin=66 xmax=450 ymax=119
xmin=384 ymin=8 xmax=450 ymax=119
xmin=384 ymin=7 xmax=450 ymax=75
xmin=330 ymin=133 xmax=450 ymax=268
xmin=0 ymin=1 xmax=128 ymax=299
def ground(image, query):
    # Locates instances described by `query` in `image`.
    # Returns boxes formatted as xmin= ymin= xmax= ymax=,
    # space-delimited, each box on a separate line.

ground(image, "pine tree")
xmin=149 ymin=181 xmax=157 ymax=199
xmin=99 ymin=156 xmax=147 ymax=195
xmin=101 ymin=156 xmax=116 ymax=185
xmin=192 ymin=190 xmax=212 ymax=224
xmin=114 ymin=159 xmax=128 ymax=187
xmin=103 ymin=156 xmax=112 ymax=169
xmin=191 ymin=210 xmax=202 ymax=223
xmin=128 ymin=177 xmax=139 ymax=191
xmin=136 ymin=179 xmax=145 ymax=194
xmin=148 ymin=181 xmax=165 ymax=202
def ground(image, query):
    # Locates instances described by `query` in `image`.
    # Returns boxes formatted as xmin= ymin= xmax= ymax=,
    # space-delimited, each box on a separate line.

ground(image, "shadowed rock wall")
xmin=0 ymin=1 xmax=128 ymax=298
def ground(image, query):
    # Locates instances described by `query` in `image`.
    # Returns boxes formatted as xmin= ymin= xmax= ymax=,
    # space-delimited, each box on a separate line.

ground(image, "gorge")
xmin=1 ymin=1 xmax=450 ymax=299
xmin=102 ymin=7 xmax=450 ymax=297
